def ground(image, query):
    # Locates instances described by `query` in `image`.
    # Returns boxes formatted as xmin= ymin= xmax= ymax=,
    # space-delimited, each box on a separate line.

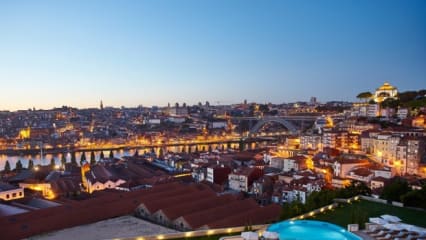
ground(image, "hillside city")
xmin=1 ymin=82 xmax=426 ymax=240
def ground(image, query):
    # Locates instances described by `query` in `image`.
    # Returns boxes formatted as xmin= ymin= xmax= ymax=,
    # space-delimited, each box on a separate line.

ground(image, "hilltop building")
xmin=374 ymin=82 xmax=398 ymax=103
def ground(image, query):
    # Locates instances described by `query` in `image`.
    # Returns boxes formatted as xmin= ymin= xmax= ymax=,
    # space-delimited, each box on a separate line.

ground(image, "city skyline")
xmin=1 ymin=0 xmax=425 ymax=110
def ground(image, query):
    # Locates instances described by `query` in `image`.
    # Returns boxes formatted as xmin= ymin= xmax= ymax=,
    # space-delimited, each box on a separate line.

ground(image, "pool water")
xmin=267 ymin=220 xmax=361 ymax=240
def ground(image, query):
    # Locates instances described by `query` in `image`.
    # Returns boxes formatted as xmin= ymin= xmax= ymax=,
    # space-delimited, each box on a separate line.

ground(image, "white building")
xmin=367 ymin=104 xmax=380 ymax=118
xmin=228 ymin=167 xmax=262 ymax=192
xmin=0 ymin=183 xmax=24 ymax=201
xmin=209 ymin=120 xmax=227 ymax=129
xmin=397 ymin=108 xmax=409 ymax=119
xmin=300 ymin=135 xmax=322 ymax=150
xmin=270 ymin=156 xmax=306 ymax=172
xmin=374 ymin=82 xmax=398 ymax=103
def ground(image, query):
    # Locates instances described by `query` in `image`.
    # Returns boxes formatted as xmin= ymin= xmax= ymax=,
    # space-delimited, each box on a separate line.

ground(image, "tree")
xmin=398 ymin=91 xmax=418 ymax=102
xmin=259 ymin=104 xmax=269 ymax=113
xmin=15 ymin=160 xmax=23 ymax=171
xmin=401 ymin=185 xmax=426 ymax=209
xmin=338 ymin=181 xmax=371 ymax=198
xmin=305 ymin=189 xmax=337 ymax=211
xmin=356 ymin=92 xmax=373 ymax=102
xmin=28 ymin=159 xmax=34 ymax=170
xmin=61 ymin=153 xmax=67 ymax=165
xmin=380 ymin=177 xmax=410 ymax=202
xmin=134 ymin=150 xmax=139 ymax=157
xmin=100 ymin=151 xmax=105 ymax=160
xmin=50 ymin=157 xmax=56 ymax=169
xmin=280 ymin=201 xmax=306 ymax=220
xmin=90 ymin=151 xmax=96 ymax=165
xmin=4 ymin=160 xmax=11 ymax=173
xmin=71 ymin=152 xmax=77 ymax=165
xmin=239 ymin=139 xmax=245 ymax=151
xmin=402 ymin=191 xmax=425 ymax=209
xmin=109 ymin=150 xmax=114 ymax=159
xmin=381 ymin=98 xmax=400 ymax=109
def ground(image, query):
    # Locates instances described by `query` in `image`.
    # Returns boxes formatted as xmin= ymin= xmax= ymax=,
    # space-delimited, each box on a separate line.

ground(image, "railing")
xmin=115 ymin=224 xmax=269 ymax=240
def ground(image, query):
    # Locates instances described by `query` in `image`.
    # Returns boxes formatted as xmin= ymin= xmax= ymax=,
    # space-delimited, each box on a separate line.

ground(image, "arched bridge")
xmin=249 ymin=117 xmax=298 ymax=136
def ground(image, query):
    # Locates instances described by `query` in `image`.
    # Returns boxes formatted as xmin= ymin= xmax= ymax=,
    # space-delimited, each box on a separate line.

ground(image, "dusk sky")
xmin=0 ymin=0 xmax=425 ymax=110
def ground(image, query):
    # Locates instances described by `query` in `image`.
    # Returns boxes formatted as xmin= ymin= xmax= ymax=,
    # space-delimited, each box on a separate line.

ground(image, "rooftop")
xmin=0 ymin=182 xmax=19 ymax=191
xmin=376 ymin=82 xmax=397 ymax=91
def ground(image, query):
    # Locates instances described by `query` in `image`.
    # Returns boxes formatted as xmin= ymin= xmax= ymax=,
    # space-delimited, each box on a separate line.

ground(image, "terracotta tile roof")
xmin=0 ymin=189 xmax=149 ymax=240
xmin=141 ymin=187 xmax=215 ymax=214
xmin=351 ymin=167 xmax=373 ymax=177
xmin=49 ymin=177 xmax=81 ymax=195
xmin=204 ymin=203 xmax=281 ymax=229
xmin=158 ymin=194 xmax=237 ymax=221
xmin=0 ymin=182 xmax=19 ymax=191
xmin=137 ymin=182 xmax=186 ymax=201
xmin=178 ymin=198 xmax=258 ymax=229
xmin=371 ymin=176 xmax=389 ymax=182
xmin=231 ymin=167 xmax=258 ymax=176
xmin=286 ymin=156 xmax=307 ymax=162
xmin=337 ymin=158 xmax=369 ymax=164
xmin=233 ymin=152 xmax=257 ymax=161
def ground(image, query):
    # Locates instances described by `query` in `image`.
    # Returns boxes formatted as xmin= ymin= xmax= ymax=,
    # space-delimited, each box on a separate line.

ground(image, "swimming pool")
xmin=267 ymin=220 xmax=362 ymax=240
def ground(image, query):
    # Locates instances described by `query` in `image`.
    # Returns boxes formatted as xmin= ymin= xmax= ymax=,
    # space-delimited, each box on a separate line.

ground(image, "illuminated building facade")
xmin=300 ymin=134 xmax=322 ymax=150
xmin=374 ymin=82 xmax=398 ymax=103
xmin=362 ymin=132 xmax=426 ymax=175
xmin=0 ymin=183 xmax=24 ymax=201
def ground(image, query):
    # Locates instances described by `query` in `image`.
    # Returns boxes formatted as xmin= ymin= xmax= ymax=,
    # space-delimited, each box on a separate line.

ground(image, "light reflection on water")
xmin=0 ymin=150 xmax=135 ymax=170
xmin=0 ymin=142 xmax=239 ymax=170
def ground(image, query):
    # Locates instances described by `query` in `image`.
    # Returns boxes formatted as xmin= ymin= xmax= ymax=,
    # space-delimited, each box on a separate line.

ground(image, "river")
xmin=0 ymin=142 xmax=243 ymax=170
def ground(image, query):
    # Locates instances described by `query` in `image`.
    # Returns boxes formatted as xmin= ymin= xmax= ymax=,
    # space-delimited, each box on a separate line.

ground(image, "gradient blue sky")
xmin=0 ymin=0 xmax=425 ymax=110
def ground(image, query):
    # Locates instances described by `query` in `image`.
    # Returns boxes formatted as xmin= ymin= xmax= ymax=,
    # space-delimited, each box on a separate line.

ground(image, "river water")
xmin=0 ymin=143 xmax=242 ymax=170
xmin=0 ymin=149 xmax=135 ymax=170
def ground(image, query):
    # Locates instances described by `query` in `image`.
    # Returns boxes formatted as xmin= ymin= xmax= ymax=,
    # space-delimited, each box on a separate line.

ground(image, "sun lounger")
xmin=393 ymin=232 xmax=410 ymax=238
xmin=369 ymin=230 xmax=390 ymax=238
xmin=376 ymin=233 xmax=393 ymax=240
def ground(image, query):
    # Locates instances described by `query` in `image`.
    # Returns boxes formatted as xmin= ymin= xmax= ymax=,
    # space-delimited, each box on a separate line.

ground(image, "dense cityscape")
xmin=1 ymin=82 xmax=426 ymax=239
xmin=1 ymin=1 xmax=426 ymax=240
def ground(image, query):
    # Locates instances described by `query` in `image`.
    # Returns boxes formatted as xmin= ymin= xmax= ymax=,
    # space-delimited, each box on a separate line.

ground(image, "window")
xmin=19 ymin=192 xmax=23 ymax=196
xmin=12 ymin=193 xmax=17 ymax=198
xmin=6 ymin=194 xmax=9 ymax=199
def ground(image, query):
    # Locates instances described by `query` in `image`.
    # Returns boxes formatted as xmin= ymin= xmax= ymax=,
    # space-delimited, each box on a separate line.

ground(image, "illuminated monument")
xmin=374 ymin=82 xmax=398 ymax=103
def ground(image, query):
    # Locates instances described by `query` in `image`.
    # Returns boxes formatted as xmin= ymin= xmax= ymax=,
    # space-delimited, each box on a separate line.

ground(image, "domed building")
xmin=374 ymin=82 xmax=398 ymax=103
